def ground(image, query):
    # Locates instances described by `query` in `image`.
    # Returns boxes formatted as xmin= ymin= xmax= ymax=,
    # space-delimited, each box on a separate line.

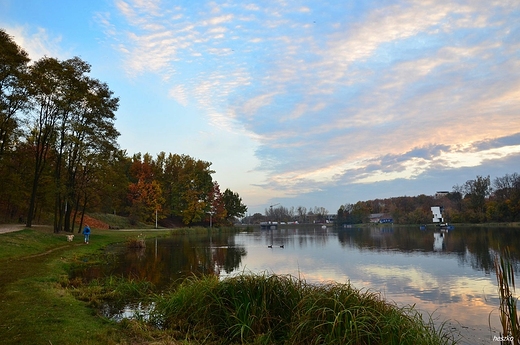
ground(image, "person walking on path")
xmin=82 ymin=224 xmax=91 ymax=244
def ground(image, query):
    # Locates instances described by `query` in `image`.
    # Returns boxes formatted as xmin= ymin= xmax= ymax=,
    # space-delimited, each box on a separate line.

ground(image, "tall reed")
xmin=495 ymin=247 xmax=520 ymax=344
xmin=151 ymin=273 xmax=455 ymax=345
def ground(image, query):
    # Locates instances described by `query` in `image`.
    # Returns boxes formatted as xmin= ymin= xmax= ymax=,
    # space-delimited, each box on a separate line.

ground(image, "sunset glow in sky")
xmin=2 ymin=0 xmax=519 ymax=214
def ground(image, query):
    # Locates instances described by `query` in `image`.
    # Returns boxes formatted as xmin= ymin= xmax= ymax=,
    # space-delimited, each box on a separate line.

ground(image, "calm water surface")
xmin=76 ymin=225 xmax=520 ymax=344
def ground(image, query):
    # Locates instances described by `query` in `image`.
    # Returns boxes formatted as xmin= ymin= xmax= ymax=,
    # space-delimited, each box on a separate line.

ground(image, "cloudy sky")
xmin=2 ymin=0 xmax=519 ymax=214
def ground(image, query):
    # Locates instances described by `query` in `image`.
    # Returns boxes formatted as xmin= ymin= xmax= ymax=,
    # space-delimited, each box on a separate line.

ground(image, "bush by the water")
xmin=151 ymin=273 xmax=455 ymax=345
xmin=126 ymin=233 xmax=146 ymax=248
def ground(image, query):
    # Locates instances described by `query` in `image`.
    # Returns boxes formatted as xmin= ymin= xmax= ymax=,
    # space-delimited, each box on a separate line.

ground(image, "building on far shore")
xmin=435 ymin=191 xmax=449 ymax=199
xmin=369 ymin=213 xmax=393 ymax=223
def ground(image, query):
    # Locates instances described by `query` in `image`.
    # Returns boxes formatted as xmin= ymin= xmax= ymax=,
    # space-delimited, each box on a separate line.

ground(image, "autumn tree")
xmin=161 ymin=153 xmax=214 ymax=225
xmin=205 ymin=182 xmax=227 ymax=226
xmin=128 ymin=154 xmax=165 ymax=223
xmin=222 ymin=188 xmax=247 ymax=223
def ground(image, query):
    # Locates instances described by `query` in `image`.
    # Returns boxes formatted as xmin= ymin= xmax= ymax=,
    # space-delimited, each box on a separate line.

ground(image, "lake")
xmin=75 ymin=225 xmax=520 ymax=344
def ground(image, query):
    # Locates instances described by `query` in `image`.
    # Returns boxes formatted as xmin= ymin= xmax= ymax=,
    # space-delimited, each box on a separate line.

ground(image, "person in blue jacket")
xmin=82 ymin=224 xmax=91 ymax=244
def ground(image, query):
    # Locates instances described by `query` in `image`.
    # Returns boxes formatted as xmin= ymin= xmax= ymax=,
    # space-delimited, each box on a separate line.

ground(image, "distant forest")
xmin=0 ymin=29 xmax=247 ymax=231
xmin=335 ymin=173 xmax=520 ymax=224
xmin=243 ymin=173 xmax=520 ymax=225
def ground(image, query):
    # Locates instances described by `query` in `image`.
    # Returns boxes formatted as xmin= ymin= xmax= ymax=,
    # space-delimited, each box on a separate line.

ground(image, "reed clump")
xmin=126 ymin=233 xmax=146 ymax=248
xmin=151 ymin=273 xmax=455 ymax=345
xmin=494 ymin=247 xmax=520 ymax=344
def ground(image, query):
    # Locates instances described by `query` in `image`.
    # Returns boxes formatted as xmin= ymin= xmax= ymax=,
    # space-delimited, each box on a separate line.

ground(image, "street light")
xmin=206 ymin=211 xmax=214 ymax=228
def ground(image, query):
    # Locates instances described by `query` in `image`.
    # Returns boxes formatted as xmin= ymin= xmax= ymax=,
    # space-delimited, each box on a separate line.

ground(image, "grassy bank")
xmin=0 ymin=226 xmax=456 ymax=344
xmin=151 ymin=273 xmax=456 ymax=345
xmin=0 ymin=227 xmax=174 ymax=344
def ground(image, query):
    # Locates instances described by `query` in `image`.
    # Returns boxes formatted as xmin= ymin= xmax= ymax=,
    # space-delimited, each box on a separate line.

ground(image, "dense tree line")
xmin=246 ymin=173 xmax=518 ymax=225
xmin=0 ymin=29 xmax=246 ymax=231
xmin=127 ymin=152 xmax=246 ymax=226
xmin=250 ymin=173 xmax=519 ymax=226
xmin=336 ymin=173 xmax=520 ymax=225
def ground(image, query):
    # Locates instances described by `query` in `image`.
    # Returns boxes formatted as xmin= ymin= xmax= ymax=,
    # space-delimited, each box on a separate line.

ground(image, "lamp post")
xmin=207 ymin=211 xmax=214 ymax=228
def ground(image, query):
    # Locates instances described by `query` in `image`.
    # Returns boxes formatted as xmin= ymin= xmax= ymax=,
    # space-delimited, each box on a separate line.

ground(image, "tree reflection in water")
xmin=71 ymin=232 xmax=247 ymax=291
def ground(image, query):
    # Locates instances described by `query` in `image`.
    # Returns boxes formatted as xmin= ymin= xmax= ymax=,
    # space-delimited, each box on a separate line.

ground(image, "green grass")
xmin=0 ymin=228 xmax=64 ymax=260
xmin=89 ymin=212 xmax=152 ymax=229
xmin=151 ymin=273 xmax=457 ymax=345
xmin=0 ymin=226 xmax=176 ymax=345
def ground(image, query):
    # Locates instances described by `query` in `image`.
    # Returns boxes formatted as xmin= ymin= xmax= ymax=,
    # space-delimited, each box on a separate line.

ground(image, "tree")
xmin=128 ymin=155 xmax=165 ymax=223
xmin=314 ymin=206 xmax=329 ymax=222
xmin=86 ymin=149 xmax=132 ymax=216
xmin=0 ymin=29 xmax=30 ymax=158
xmin=176 ymin=156 xmax=214 ymax=225
xmin=492 ymin=173 xmax=520 ymax=222
xmin=51 ymin=57 xmax=120 ymax=232
xmin=447 ymin=189 xmax=463 ymax=211
xmin=297 ymin=206 xmax=307 ymax=223
xmin=351 ymin=201 xmax=370 ymax=224
xmin=463 ymin=175 xmax=491 ymax=216
xmin=139 ymin=152 xmax=215 ymax=225
xmin=21 ymin=56 xmax=121 ymax=231
xmin=222 ymin=188 xmax=247 ymax=222
xmin=336 ymin=203 xmax=355 ymax=225
xmin=207 ymin=182 xmax=227 ymax=226
xmin=493 ymin=173 xmax=520 ymax=202
xmin=25 ymin=57 xmax=65 ymax=227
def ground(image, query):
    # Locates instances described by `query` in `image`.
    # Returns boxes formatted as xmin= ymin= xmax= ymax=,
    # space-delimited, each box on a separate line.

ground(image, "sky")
xmin=1 ymin=0 xmax=519 ymax=215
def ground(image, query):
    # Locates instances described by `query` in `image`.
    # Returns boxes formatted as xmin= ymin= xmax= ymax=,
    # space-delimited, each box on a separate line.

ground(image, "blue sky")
xmin=2 ymin=0 xmax=519 ymax=215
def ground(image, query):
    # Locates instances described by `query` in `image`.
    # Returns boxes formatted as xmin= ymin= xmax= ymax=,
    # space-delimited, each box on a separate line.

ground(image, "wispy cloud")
xmin=103 ymin=0 xmax=520 ymax=201
xmin=5 ymin=25 xmax=65 ymax=60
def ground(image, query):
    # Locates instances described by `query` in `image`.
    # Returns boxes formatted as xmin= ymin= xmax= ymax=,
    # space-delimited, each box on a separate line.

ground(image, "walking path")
xmin=0 ymin=224 xmax=51 ymax=234
xmin=0 ymin=224 xmax=25 ymax=234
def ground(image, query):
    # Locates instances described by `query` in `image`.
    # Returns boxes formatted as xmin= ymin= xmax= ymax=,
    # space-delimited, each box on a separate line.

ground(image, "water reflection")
xmin=73 ymin=231 xmax=248 ymax=290
xmin=75 ymin=225 xmax=520 ymax=342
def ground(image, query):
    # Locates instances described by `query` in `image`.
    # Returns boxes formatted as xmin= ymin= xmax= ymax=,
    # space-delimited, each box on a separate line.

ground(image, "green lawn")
xmin=0 ymin=227 xmax=173 ymax=345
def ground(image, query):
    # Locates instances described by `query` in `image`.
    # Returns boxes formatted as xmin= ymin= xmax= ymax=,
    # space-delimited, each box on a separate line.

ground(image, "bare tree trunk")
xmin=77 ymin=192 xmax=87 ymax=234
xmin=71 ymin=193 xmax=81 ymax=233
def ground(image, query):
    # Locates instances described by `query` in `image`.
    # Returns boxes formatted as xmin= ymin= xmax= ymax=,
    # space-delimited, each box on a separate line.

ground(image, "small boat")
xmin=260 ymin=222 xmax=278 ymax=230
xmin=439 ymin=223 xmax=454 ymax=231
